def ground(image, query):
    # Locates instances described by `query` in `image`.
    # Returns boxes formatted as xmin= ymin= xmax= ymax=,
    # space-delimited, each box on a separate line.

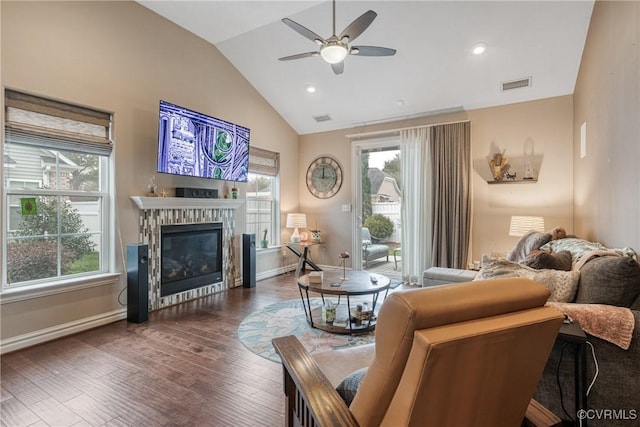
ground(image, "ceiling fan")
xmin=278 ymin=0 xmax=396 ymax=75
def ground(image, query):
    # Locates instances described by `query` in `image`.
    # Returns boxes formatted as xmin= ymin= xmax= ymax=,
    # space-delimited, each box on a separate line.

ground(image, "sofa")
xmin=362 ymin=227 xmax=389 ymax=268
xmin=476 ymin=233 xmax=640 ymax=426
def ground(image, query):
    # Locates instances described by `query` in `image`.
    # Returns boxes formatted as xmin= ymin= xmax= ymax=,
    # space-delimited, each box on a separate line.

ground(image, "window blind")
xmin=249 ymin=146 xmax=279 ymax=176
xmin=5 ymin=89 xmax=112 ymax=155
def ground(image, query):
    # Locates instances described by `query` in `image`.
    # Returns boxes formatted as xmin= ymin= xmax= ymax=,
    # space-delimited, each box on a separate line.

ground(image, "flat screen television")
xmin=157 ymin=100 xmax=250 ymax=182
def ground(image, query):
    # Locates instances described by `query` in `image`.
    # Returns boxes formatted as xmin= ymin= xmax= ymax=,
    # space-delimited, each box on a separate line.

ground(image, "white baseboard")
xmin=2 ymin=265 xmax=332 ymax=354
xmin=1 ymin=308 xmax=127 ymax=355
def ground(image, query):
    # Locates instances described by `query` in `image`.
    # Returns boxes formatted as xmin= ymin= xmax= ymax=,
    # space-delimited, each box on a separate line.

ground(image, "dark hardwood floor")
xmin=1 ymin=274 xmax=304 ymax=427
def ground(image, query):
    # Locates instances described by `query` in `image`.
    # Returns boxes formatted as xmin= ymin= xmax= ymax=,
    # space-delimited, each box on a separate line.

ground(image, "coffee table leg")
xmin=346 ymin=294 xmax=352 ymax=333
xmin=299 ymin=287 xmax=314 ymax=328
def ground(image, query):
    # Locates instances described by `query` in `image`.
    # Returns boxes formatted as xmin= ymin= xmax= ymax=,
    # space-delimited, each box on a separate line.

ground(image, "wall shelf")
xmin=487 ymin=179 xmax=538 ymax=185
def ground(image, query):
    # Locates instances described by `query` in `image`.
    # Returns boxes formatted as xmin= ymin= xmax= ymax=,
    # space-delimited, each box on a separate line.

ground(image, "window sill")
xmin=257 ymin=245 xmax=283 ymax=254
xmin=1 ymin=273 xmax=121 ymax=304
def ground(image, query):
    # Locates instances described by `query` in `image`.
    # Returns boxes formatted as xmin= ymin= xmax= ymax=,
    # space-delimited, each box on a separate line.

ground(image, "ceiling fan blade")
xmin=279 ymin=51 xmax=319 ymax=61
xmin=338 ymin=10 xmax=377 ymax=43
xmin=282 ymin=18 xmax=326 ymax=45
xmin=350 ymin=46 xmax=397 ymax=57
xmin=331 ymin=61 xmax=344 ymax=75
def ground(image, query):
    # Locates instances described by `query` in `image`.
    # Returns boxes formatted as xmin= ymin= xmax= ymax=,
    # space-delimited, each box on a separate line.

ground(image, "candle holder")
xmin=339 ymin=251 xmax=350 ymax=281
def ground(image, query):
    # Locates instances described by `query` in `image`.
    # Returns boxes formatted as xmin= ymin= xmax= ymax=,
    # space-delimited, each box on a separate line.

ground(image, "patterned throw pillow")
xmin=474 ymin=258 xmax=580 ymax=302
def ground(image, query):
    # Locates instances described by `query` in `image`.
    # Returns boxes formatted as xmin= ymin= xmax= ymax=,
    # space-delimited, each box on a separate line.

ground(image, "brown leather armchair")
xmin=273 ymin=278 xmax=564 ymax=427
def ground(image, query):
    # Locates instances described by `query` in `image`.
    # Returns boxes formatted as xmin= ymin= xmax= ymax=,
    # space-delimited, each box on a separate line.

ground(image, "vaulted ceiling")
xmin=139 ymin=1 xmax=594 ymax=135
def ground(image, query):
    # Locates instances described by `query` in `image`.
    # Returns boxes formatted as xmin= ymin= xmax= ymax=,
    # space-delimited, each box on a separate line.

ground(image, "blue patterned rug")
xmin=238 ymin=298 xmax=375 ymax=363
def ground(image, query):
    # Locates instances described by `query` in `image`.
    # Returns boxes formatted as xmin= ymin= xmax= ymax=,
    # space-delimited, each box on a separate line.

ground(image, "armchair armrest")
xmin=272 ymin=335 xmax=358 ymax=427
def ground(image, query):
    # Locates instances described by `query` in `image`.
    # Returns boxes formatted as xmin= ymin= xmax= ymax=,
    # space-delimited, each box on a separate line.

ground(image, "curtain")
xmin=429 ymin=122 xmax=471 ymax=269
xmin=400 ymin=121 xmax=471 ymax=283
xmin=400 ymin=128 xmax=431 ymax=284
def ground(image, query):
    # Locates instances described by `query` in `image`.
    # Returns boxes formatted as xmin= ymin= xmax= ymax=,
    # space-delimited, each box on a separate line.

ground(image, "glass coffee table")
xmin=297 ymin=270 xmax=391 ymax=334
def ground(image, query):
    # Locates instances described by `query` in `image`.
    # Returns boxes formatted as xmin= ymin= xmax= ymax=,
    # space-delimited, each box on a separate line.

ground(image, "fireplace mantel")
xmin=130 ymin=196 xmax=244 ymax=210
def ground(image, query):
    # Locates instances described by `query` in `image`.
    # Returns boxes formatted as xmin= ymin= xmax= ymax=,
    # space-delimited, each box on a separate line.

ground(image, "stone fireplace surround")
xmin=131 ymin=196 xmax=243 ymax=311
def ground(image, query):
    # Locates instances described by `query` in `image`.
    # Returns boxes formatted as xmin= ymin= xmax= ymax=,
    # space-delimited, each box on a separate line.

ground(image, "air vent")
xmin=313 ymin=114 xmax=332 ymax=123
xmin=501 ymin=77 xmax=532 ymax=91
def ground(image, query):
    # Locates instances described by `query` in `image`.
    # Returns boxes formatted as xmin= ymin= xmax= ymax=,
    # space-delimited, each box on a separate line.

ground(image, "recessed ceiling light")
xmin=305 ymin=85 xmax=316 ymax=93
xmin=396 ymin=100 xmax=405 ymax=107
xmin=472 ymin=43 xmax=487 ymax=55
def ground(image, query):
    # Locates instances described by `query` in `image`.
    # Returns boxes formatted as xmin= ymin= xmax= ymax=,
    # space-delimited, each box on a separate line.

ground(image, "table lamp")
xmin=509 ymin=216 xmax=545 ymax=237
xmin=286 ymin=213 xmax=307 ymax=243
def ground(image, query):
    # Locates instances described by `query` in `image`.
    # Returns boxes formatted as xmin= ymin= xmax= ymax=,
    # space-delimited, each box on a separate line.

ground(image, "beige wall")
xmin=573 ymin=0 xmax=640 ymax=249
xmin=1 ymin=1 xmax=299 ymax=341
xmin=299 ymin=95 xmax=574 ymax=267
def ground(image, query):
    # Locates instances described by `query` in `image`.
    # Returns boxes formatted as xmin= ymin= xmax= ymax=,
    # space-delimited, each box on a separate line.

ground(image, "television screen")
xmin=157 ymin=100 xmax=250 ymax=182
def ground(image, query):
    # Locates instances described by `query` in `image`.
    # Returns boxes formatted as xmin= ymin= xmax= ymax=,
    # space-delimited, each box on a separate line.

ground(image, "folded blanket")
xmin=547 ymin=302 xmax=635 ymax=350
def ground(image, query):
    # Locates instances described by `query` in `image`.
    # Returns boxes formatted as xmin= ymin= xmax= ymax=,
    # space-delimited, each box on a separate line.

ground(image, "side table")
xmin=556 ymin=319 xmax=588 ymax=427
xmin=286 ymin=242 xmax=323 ymax=277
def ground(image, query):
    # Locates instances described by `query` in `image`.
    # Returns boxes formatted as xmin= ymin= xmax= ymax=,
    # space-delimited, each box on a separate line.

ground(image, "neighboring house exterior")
xmin=5 ymin=145 xmax=81 ymax=232
xmin=368 ymin=168 xmax=401 ymax=243
xmin=368 ymin=168 xmax=401 ymax=203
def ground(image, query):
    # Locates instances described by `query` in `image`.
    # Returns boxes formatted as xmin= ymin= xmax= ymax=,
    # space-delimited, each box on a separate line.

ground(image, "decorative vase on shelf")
xmin=146 ymin=174 xmax=158 ymax=197
xmin=489 ymin=152 xmax=509 ymax=181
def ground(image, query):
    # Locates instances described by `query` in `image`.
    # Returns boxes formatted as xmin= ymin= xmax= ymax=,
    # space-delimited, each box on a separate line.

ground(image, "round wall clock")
xmin=306 ymin=156 xmax=343 ymax=199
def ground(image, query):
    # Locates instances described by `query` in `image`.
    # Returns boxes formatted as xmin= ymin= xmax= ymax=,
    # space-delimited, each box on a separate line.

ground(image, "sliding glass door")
xmin=352 ymin=138 xmax=402 ymax=279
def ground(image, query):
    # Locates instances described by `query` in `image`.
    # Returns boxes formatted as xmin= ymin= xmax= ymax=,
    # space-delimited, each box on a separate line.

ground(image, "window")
xmin=246 ymin=147 xmax=279 ymax=247
xmin=3 ymin=90 xmax=112 ymax=290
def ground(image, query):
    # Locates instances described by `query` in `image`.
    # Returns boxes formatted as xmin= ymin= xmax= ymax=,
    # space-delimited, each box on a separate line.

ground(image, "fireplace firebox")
xmin=160 ymin=222 xmax=223 ymax=297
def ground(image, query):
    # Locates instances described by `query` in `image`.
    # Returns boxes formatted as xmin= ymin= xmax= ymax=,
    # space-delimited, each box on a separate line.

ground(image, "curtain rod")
xmin=346 ymin=119 xmax=471 ymax=140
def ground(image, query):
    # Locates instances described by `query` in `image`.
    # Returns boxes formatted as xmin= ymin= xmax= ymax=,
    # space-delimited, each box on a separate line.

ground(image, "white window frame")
xmin=246 ymin=147 xmax=280 ymax=249
xmin=246 ymin=172 xmax=280 ymax=248
xmin=2 ymin=90 xmax=118 ymax=299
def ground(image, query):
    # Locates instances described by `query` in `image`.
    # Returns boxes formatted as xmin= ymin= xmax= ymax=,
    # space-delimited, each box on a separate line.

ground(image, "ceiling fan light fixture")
xmin=321 ymin=44 xmax=348 ymax=64
xmin=350 ymin=47 xmax=360 ymax=55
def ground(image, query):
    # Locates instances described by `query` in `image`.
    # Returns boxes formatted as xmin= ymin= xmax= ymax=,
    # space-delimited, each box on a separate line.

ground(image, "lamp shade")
xmin=509 ymin=216 xmax=545 ymax=237
xmin=286 ymin=213 xmax=307 ymax=243
xmin=286 ymin=213 xmax=307 ymax=229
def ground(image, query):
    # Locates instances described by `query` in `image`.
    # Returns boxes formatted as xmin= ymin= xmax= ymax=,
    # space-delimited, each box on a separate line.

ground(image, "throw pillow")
xmin=475 ymin=258 xmax=580 ymax=302
xmin=575 ymin=256 xmax=640 ymax=307
xmin=520 ymin=250 xmax=572 ymax=271
xmin=336 ymin=367 xmax=368 ymax=406
xmin=507 ymin=231 xmax=552 ymax=263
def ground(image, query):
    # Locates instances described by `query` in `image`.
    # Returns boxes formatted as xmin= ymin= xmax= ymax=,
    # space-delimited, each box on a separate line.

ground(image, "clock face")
xmin=306 ymin=156 xmax=343 ymax=199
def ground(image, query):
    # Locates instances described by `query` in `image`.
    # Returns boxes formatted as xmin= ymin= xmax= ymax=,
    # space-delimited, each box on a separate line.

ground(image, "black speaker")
xmin=175 ymin=187 xmax=218 ymax=199
xmin=127 ymin=244 xmax=149 ymax=323
xmin=242 ymin=233 xmax=256 ymax=288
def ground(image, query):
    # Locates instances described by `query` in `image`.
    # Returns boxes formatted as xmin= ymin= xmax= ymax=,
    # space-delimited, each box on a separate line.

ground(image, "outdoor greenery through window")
xmin=246 ymin=147 xmax=279 ymax=248
xmin=3 ymin=90 xmax=112 ymax=289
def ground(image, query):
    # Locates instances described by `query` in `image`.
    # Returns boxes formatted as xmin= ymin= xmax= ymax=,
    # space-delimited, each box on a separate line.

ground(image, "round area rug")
xmin=238 ymin=298 xmax=375 ymax=363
